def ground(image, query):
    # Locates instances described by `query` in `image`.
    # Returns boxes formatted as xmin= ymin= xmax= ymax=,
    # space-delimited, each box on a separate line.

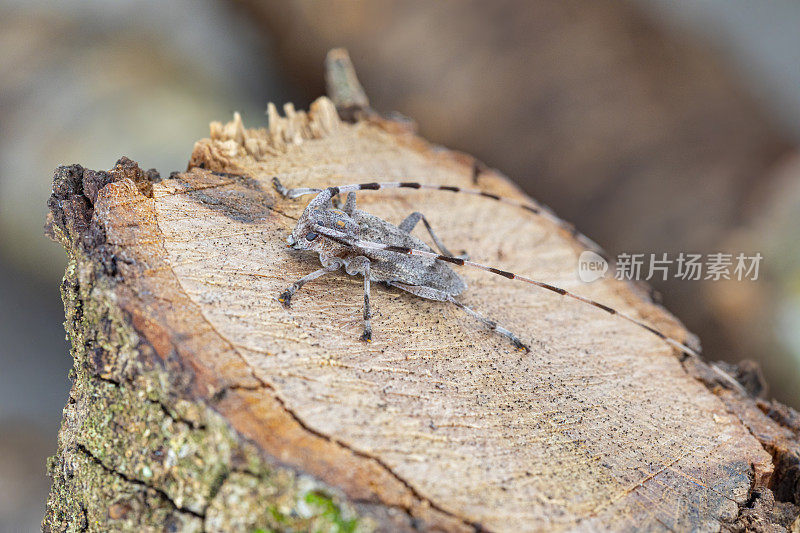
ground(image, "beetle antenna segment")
xmin=311 ymin=223 xmax=744 ymax=393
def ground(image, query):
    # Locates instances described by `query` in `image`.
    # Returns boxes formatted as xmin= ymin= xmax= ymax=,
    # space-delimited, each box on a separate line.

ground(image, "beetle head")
xmin=287 ymin=206 xmax=359 ymax=251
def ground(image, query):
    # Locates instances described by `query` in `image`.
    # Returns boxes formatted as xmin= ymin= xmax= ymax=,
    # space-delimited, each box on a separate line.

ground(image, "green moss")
xmin=44 ymin=444 xmax=203 ymax=532
xmin=304 ymin=491 xmax=359 ymax=533
xmin=269 ymin=506 xmax=287 ymax=524
xmin=44 ymin=246 xmax=373 ymax=531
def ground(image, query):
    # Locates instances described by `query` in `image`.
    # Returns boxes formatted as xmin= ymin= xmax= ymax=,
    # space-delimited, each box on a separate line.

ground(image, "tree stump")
xmin=43 ymin=51 xmax=800 ymax=532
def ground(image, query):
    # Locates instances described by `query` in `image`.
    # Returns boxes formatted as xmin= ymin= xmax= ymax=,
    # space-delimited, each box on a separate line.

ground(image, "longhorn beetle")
xmin=272 ymin=177 xmax=741 ymax=389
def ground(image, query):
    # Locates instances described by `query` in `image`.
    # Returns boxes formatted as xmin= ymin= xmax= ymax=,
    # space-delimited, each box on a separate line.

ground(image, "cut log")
xmin=43 ymin=51 xmax=800 ymax=532
xmin=237 ymin=0 xmax=798 ymax=399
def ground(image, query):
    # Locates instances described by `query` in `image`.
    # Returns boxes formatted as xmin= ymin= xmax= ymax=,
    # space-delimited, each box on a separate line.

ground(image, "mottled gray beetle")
xmin=272 ymin=177 xmax=524 ymax=349
xmin=271 ymin=177 xmax=716 ymax=364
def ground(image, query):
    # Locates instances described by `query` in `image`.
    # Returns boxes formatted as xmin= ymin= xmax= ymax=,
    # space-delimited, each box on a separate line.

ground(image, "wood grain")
xmin=44 ymin=71 xmax=800 ymax=530
xmin=126 ymin=97 xmax=771 ymax=529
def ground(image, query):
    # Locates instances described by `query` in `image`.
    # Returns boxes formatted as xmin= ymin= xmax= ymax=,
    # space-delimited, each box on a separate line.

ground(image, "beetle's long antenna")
xmin=273 ymin=178 xmax=603 ymax=255
xmin=313 ymin=225 xmax=689 ymax=352
xmin=311 ymin=223 xmax=743 ymax=391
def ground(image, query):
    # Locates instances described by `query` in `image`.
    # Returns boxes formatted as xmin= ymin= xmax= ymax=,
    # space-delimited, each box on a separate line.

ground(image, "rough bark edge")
xmin=42 ymin=160 xmax=380 ymax=533
xmin=44 ymin=156 xmax=477 ymax=531
xmin=686 ymin=359 xmax=800 ymax=531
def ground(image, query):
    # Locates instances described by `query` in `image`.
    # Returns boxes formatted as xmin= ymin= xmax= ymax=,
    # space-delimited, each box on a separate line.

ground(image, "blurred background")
xmin=2 ymin=0 xmax=800 ymax=530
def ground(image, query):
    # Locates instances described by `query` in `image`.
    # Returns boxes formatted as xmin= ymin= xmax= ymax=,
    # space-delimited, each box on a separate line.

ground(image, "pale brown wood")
xmin=235 ymin=0 xmax=797 ymax=399
xmin=44 ymin=55 xmax=800 ymax=532
xmin=183 ymin=96 xmax=776 ymax=532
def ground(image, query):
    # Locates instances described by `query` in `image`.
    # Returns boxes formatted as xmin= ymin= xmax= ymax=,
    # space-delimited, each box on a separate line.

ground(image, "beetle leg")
xmin=344 ymin=256 xmax=373 ymax=342
xmin=361 ymin=260 xmax=372 ymax=342
xmin=398 ymin=212 xmax=468 ymax=259
xmin=278 ymin=263 xmax=340 ymax=308
xmin=389 ymin=281 xmax=528 ymax=352
xmin=448 ymin=298 xmax=529 ymax=353
xmin=343 ymin=192 xmax=358 ymax=215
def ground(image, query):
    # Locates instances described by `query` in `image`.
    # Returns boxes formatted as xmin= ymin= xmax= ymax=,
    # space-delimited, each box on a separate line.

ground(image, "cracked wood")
xmin=66 ymin=95 xmax=780 ymax=531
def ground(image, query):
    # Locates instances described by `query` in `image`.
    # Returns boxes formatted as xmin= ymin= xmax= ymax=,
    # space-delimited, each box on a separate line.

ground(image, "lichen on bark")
xmin=42 ymin=162 xmax=370 ymax=532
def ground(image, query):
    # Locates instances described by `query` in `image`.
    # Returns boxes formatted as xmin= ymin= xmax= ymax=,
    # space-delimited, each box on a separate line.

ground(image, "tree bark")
xmin=43 ymin=51 xmax=800 ymax=532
